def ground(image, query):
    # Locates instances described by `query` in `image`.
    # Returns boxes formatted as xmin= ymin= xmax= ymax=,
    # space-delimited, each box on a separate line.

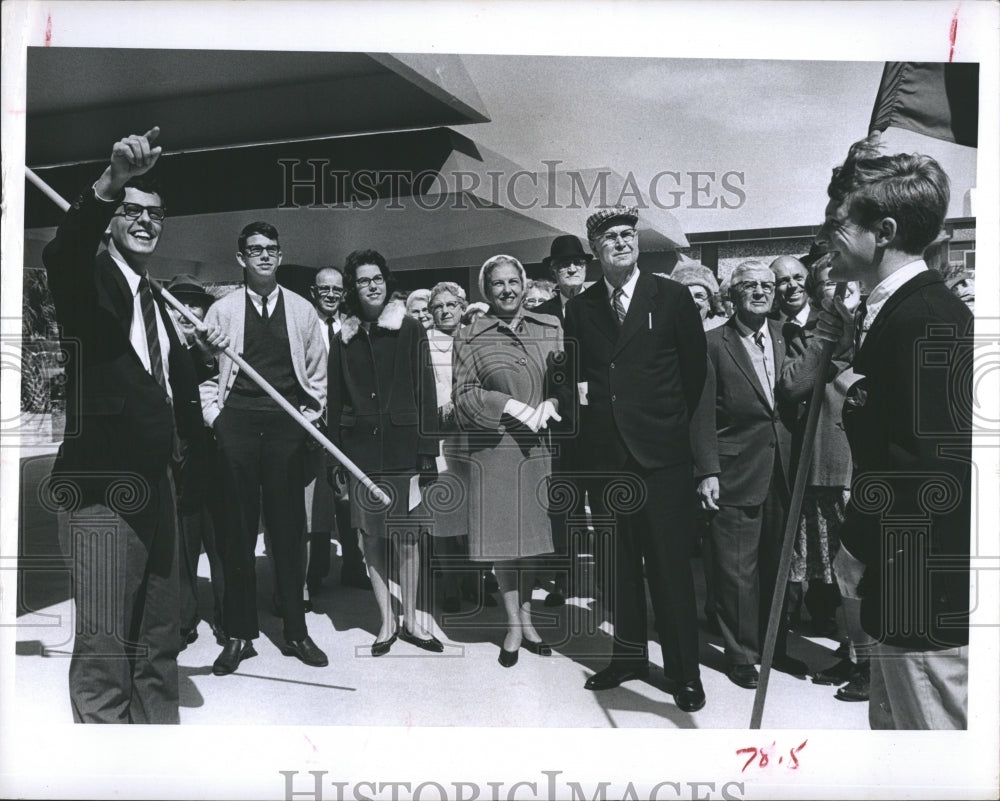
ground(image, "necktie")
xmin=752 ymin=329 xmax=775 ymax=406
xmin=853 ymin=296 xmax=868 ymax=354
xmin=261 ymin=296 xmax=270 ymax=322
xmin=611 ymin=287 xmax=626 ymax=326
xmin=138 ymin=276 xmax=167 ymax=393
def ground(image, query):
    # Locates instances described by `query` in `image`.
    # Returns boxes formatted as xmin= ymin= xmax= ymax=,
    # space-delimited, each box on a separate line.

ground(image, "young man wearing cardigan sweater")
xmin=201 ymin=221 xmax=328 ymax=675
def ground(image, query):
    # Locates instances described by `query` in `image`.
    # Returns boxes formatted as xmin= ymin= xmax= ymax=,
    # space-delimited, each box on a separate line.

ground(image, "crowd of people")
xmin=42 ymin=127 xmax=973 ymax=730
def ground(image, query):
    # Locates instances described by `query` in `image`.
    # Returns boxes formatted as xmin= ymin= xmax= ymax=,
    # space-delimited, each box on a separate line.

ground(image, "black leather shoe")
xmin=812 ymin=658 xmax=857 ymax=686
xmin=727 ymin=664 xmax=760 ymax=689
xmin=835 ymin=661 xmax=870 ymax=702
xmin=399 ymin=628 xmax=444 ymax=653
xmin=213 ymin=638 xmax=257 ymax=676
xmin=543 ymin=591 xmax=566 ymax=608
xmin=772 ymin=654 xmax=809 ymax=678
xmin=521 ymin=638 xmax=552 ymax=656
xmin=584 ymin=664 xmax=649 ymax=691
xmin=210 ymin=622 xmax=227 ymax=646
xmin=498 ymin=646 xmax=519 ymax=668
xmin=666 ymin=678 xmax=706 ymax=712
xmin=371 ymin=630 xmax=398 ymax=657
xmin=180 ymin=628 xmax=198 ymax=651
xmin=281 ymin=636 xmax=328 ymax=667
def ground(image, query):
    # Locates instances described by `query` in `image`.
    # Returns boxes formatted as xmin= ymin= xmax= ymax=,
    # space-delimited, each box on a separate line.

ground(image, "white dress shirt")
xmin=603 ymin=267 xmax=640 ymax=316
xmin=246 ymin=285 xmax=281 ymax=319
xmin=108 ymin=241 xmax=171 ymax=396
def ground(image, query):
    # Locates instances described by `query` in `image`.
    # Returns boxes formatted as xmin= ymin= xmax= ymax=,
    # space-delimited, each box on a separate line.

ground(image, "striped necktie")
xmin=853 ymin=296 xmax=869 ymax=354
xmin=611 ymin=287 xmax=626 ymax=326
xmin=138 ymin=276 xmax=167 ymax=392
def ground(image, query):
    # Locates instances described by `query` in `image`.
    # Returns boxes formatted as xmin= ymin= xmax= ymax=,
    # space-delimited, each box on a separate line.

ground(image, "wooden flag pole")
xmin=25 ymin=166 xmax=391 ymax=507
xmin=750 ymin=282 xmax=847 ymax=729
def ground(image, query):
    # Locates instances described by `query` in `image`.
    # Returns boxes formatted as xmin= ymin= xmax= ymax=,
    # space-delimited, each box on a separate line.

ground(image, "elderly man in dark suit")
xmin=42 ymin=127 xmax=226 ymax=723
xmin=691 ymin=260 xmax=809 ymax=690
xmin=814 ymin=136 xmax=972 ymax=729
xmin=537 ymin=235 xmax=592 ymax=324
xmin=536 ymin=235 xmax=593 ymax=606
xmin=564 ymin=205 xmax=708 ymax=713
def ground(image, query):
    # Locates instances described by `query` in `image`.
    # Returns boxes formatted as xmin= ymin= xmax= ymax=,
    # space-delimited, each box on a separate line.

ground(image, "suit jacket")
xmin=42 ymin=187 xmax=204 ymax=508
xmin=200 ymin=285 xmax=326 ymax=428
xmin=840 ymin=269 xmax=972 ymax=650
xmin=690 ymin=317 xmax=797 ymax=506
xmin=536 ymin=294 xmax=564 ymax=325
xmin=564 ymin=271 xmax=706 ymax=471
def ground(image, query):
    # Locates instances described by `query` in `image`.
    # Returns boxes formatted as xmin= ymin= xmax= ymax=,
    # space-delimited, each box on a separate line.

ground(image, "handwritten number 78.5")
xmin=737 ymin=740 xmax=808 ymax=772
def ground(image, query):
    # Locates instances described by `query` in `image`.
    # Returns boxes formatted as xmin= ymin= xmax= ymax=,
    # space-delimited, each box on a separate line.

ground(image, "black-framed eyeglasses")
xmin=115 ymin=202 xmax=166 ymax=222
xmin=736 ymin=281 xmax=775 ymax=294
xmin=244 ymin=245 xmax=280 ymax=258
xmin=430 ymin=300 xmax=461 ymax=314
xmin=554 ymin=259 xmax=588 ymax=273
xmin=314 ymin=286 xmax=343 ymax=297
xmin=355 ymin=274 xmax=386 ymax=289
xmin=596 ymin=228 xmax=636 ymax=246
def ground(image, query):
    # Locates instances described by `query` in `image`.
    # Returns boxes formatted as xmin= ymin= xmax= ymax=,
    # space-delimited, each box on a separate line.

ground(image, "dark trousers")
xmin=709 ymin=459 xmax=790 ymax=665
xmin=172 ymin=436 xmax=224 ymax=634
xmin=64 ymin=471 xmax=180 ymax=724
xmin=598 ymin=457 xmax=701 ymax=683
xmin=214 ymin=407 xmax=308 ymax=642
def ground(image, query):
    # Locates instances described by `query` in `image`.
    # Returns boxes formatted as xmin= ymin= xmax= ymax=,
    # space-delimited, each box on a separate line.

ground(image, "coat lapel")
xmin=768 ymin=317 xmax=786 ymax=389
xmin=96 ymin=251 xmax=135 ymax=339
xmin=584 ymin=281 xmax=619 ymax=344
xmin=856 ymin=271 xmax=939 ymax=370
xmin=721 ymin=318 xmax=771 ymax=408
xmin=613 ymin=272 xmax=656 ymax=356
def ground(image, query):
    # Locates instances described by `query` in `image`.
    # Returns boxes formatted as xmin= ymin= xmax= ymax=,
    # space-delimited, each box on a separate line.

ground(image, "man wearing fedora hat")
xmin=537 ymin=235 xmax=593 ymax=324
xmin=536 ymin=235 xmax=593 ymax=607
xmin=564 ymin=205 xmax=708 ymax=712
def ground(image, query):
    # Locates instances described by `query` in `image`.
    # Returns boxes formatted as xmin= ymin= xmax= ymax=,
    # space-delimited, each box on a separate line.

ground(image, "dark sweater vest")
xmin=227 ymin=292 xmax=301 ymax=411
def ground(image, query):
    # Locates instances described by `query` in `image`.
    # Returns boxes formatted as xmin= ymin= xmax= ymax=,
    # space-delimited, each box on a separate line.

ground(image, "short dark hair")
xmin=827 ymin=134 xmax=950 ymax=255
xmin=342 ymin=249 xmax=394 ymax=316
xmin=124 ymin=174 xmax=165 ymax=205
xmin=238 ymin=221 xmax=280 ymax=252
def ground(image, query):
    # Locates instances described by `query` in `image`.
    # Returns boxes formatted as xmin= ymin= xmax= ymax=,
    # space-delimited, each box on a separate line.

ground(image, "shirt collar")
xmin=247 ymin=285 xmax=281 ymax=304
xmin=783 ymin=304 xmax=811 ymax=327
xmin=733 ymin=315 xmax=770 ymax=340
xmin=865 ymin=259 xmax=928 ymax=311
xmin=108 ymin=240 xmax=143 ymax=295
xmin=604 ymin=267 xmax=639 ymax=299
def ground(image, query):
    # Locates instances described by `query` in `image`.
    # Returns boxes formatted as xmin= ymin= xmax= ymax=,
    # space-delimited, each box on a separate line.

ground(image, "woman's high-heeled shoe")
xmin=371 ymin=630 xmax=398 ymax=657
xmin=521 ymin=638 xmax=552 ymax=656
xmin=498 ymin=646 xmax=519 ymax=668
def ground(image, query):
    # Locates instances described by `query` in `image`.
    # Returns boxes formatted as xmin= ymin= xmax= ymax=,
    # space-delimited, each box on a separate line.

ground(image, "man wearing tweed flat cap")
xmin=564 ymin=205 xmax=709 ymax=712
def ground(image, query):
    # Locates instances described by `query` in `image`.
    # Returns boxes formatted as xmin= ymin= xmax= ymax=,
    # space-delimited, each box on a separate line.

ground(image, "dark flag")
xmin=869 ymin=62 xmax=979 ymax=148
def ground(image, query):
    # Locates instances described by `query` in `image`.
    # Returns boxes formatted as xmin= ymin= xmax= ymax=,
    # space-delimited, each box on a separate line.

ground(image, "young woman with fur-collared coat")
xmin=327 ymin=249 xmax=441 ymax=657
